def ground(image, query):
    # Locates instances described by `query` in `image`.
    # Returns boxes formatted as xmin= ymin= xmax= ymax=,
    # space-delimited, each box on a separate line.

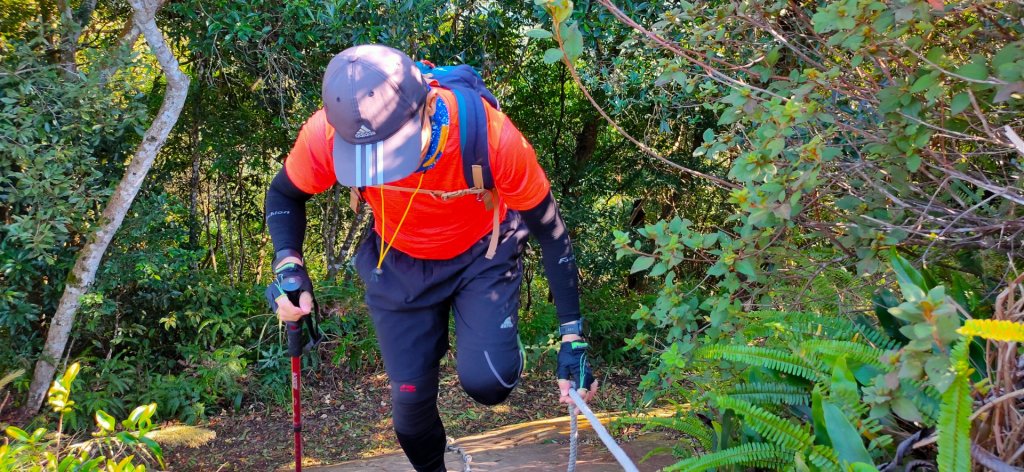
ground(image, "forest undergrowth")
xmin=2 ymin=0 xmax=1023 ymax=470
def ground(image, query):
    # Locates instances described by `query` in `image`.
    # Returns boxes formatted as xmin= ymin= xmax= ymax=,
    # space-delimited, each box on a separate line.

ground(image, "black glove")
xmin=264 ymin=261 xmax=314 ymax=313
xmin=557 ymin=341 xmax=595 ymax=391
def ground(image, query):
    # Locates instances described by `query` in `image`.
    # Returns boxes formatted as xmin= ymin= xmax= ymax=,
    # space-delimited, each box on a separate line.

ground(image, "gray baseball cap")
xmin=322 ymin=44 xmax=429 ymax=187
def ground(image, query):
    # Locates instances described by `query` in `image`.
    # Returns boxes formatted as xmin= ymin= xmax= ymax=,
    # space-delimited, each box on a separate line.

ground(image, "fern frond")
xmin=616 ymin=415 xmax=713 ymax=451
xmin=937 ymin=341 xmax=972 ymax=472
xmin=729 ymin=382 xmax=810 ymax=406
xmin=802 ymin=340 xmax=890 ymax=370
xmin=0 ymin=369 xmax=25 ymax=390
xmin=715 ymin=396 xmax=814 ymax=451
xmin=957 ymin=319 xmax=1024 ymax=342
xmin=666 ymin=443 xmax=790 ymax=472
xmin=744 ymin=310 xmax=900 ymax=351
xmin=807 ymin=444 xmax=842 ymax=470
xmin=697 ymin=345 xmax=822 ymax=382
xmin=868 ymin=434 xmax=893 ymax=452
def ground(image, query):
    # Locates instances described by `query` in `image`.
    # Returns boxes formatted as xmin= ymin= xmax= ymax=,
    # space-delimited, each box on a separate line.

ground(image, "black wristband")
xmin=273 ymin=248 xmax=303 ymax=270
xmin=559 ymin=318 xmax=584 ymax=336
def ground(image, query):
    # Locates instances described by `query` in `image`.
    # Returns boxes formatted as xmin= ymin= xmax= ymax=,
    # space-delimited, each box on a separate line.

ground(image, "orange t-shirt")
xmin=283 ymin=89 xmax=551 ymax=260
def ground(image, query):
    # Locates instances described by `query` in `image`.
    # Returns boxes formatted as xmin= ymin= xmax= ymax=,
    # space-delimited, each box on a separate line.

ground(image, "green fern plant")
xmin=714 ymin=396 xmax=842 ymax=469
xmin=616 ymin=414 xmax=714 ymax=455
xmin=728 ymin=382 xmax=809 ymax=406
xmin=666 ymin=442 xmax=790 ymax=472
xmin=696 ymin=345 xmax=824 ymax=382
xmin=742 ymin=310 xmax=900 ymax=351
xmin=802 ymin=340 xmax=890 ymax=371
xmin=936 ymin=340 xmax=973 ymax=471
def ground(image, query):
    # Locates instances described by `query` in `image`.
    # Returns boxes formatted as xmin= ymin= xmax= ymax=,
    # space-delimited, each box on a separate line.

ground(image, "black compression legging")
xmin=354 ymin=213 xmax=528 ymax=471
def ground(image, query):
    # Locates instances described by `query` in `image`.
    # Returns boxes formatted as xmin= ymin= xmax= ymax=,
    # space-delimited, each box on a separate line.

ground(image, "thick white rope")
xmin=566 ymin=389 xmax=640 ymax=472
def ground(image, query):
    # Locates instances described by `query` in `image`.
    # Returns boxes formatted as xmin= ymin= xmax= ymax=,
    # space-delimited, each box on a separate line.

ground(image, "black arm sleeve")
xmin=519 ymin=192 xmax=581 ymax=325
xmin=265 ymin=169 xmax=314 ymax=255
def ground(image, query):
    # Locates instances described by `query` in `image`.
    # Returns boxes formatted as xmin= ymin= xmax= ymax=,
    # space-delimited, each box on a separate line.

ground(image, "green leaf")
xmin=872 ymin=288 xmax=909 ymax=342
xmin=950 ymin=93 xmax=971 ymax=115
xmin=5 ymin=426 xmax=30 ymax=442
xmin=836 ymin=195 xmax=860 ymax=211
xmin=139 ymin=403 xmax=157 ymax=424
xmin=735 ymin=259 xmax=757 ymax=281
xmin=906 ymin=153 xmax=921 ymax=172
xmin=524 ymin=28 xmax=552 ymax=39
xmin=543 ymin=48 xmax=563 ymax=65
xmin=955 ymin=61 xmax=988 ymax=81
xmin=630 ymin=256 xmax=655 ymax=274
xmin=128 ymin=404 xmax=148 ymax=427
xmin=116 ymin=431 xmax=139 ymax=445
xmin=889 ymin=251 xmax=927 ymax=300
xmin=891 ymin=396 xmax=924 ymax=422
xmin=563 ymin=23 xmax=583 ymax=61
xmin=830 ymin=356 xmax=858 ymax=401
xmin=823 ymin=401 xmax=873 ymax=465
xmin=548 ymin=0 xmax=573 ymax=23
xmin=30 ymin=428 xmax=47 ymax=442
xmin=61 ymin=362 xmax=81 ymax=387
xmin=96 ymin=410 xmax=116 ymax=433
xmin=811 ymin=386 xmax=831 ymax=447
xmin=910 ymin=73 xmax=938 ymax=93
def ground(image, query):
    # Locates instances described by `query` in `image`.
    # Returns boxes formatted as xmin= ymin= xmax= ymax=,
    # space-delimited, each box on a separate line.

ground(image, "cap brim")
xmin=332 ymin=110 xmax=424 ymax=187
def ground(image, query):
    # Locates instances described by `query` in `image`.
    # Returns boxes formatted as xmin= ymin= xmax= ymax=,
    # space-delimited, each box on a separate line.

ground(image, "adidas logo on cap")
xmin=354 ymin=125 xmax=376 ymax=139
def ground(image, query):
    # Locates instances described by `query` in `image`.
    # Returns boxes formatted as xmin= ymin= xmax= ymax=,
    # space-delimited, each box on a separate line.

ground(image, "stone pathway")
xmin=308 ymin=409 xmax=679 ymax=472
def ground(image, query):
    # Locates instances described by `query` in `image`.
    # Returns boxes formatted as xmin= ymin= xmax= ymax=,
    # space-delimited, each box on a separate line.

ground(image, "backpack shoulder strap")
xmin=451 ymin=87 xmax=500 ymax=259
xmin=451 ymin=88 xmax=494 ymax=192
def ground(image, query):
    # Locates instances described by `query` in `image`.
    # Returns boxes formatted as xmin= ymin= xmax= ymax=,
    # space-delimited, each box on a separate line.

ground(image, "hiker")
xmin=264 ymin=44 xmax=597 ymax=472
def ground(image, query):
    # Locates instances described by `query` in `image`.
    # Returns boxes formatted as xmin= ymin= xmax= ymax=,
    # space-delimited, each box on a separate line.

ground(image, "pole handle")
xmin=284 ymin=287 xmax=305 ymax=358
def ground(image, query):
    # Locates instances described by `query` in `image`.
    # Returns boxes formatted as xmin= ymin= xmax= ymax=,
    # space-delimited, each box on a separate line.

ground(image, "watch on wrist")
xmin=273 ymin=248 xmax=303 ymax=271
xmin=559 ymin=318 xmax=584 ymax=337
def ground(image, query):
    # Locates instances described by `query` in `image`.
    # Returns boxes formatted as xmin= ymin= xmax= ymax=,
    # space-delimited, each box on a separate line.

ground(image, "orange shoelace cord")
xmin=375 ymin=172 xmax=426 ymax=272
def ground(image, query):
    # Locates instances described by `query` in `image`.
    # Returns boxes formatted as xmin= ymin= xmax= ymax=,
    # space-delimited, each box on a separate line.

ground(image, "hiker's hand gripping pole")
xmin=283 ymin=283 xmax=306 ymax=472
xmin=276 ymin=272 xmax=323 ymax=472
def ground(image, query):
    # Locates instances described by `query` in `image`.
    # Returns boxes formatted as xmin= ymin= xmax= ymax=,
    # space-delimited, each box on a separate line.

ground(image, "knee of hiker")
xmin=459 ymin=351 xmax=521 ymax=406
xmin=390 ymin=378 xmax=440 ymax=434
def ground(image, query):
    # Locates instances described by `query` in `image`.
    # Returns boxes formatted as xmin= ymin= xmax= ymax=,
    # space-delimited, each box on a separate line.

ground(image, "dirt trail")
xmin=308 ymin=409 xmax=678 ymax=472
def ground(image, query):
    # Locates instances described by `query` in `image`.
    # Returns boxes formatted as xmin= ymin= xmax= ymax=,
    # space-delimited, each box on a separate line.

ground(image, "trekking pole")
xmin=566 ymin=386 xmax=639 ymax=472
xmin=286 ymin=317 xmax=304 ymax=472
xmin=281 ymin=279 xmax=323 ymax=472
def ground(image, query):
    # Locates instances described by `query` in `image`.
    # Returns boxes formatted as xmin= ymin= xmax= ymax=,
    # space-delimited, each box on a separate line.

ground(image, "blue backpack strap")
xmin=423 ymin=61 xmax=501 ymax=258
xmin=450 ymin=87 xmax=494 ymax=191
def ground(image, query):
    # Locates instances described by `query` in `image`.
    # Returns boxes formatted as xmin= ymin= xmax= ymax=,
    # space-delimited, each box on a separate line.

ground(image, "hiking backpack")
xmin=349 ymin=61 xmax=504 ymax=258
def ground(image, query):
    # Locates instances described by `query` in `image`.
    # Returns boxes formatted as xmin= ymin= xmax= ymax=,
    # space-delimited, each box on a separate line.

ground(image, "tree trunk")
xmin=328 ymin=202 xmax=367 ymax=281
xmin=187 ymin=86 xmax=202 ymax=252
xmin=25 ymin=0 xmax=190 ymax=414
xmin=561 ymin=115 xmax=602 ymax=198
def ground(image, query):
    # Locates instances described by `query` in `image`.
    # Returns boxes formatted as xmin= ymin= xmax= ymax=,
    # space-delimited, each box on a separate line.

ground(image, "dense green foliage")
xmin=1 ymin=0 xmax=1022 ymax=469
xmin=1 ymin=364 xmax=164 ymax=471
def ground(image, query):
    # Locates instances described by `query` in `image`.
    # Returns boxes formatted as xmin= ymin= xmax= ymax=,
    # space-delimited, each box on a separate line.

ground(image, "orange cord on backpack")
xmin=375 ymin=172 xmax=426 ymax=273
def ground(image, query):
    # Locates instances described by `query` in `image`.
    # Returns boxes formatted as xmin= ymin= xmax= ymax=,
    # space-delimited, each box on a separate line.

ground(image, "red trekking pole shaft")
xmin=286 ymin=314 xmax=305 ymax=471
xmin=281 ymin=281 xmax=322 ymax=472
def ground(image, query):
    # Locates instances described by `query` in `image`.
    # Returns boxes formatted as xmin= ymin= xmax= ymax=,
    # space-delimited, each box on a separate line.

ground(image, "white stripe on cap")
xmin=376 ymin=141 xmax=384 ymax=185
xmin=364 ymin=144 xmax=375 ymax=185
xmin=355 ymin=144 xmax=362 ymax=188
